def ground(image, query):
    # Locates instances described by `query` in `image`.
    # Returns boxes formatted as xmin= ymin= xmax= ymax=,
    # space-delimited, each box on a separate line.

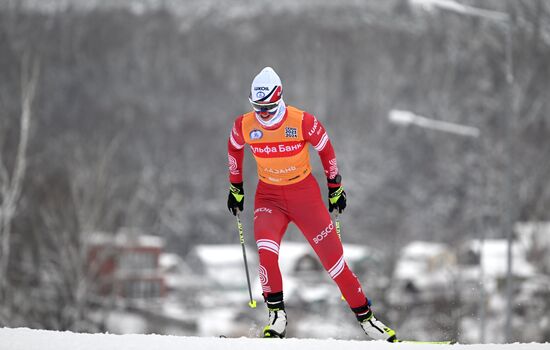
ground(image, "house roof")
xmin=393 ymin=241 xmax=453 ymax=281
xmin=468 ymin=239 xmax=536 ymax=278
xmin=194 ymin=244 xmax=257 ymax=266
xmin=87 ymin=232 xmax=165 ymax=248
xmin=401 ymin=241 xmax=449 ymax=259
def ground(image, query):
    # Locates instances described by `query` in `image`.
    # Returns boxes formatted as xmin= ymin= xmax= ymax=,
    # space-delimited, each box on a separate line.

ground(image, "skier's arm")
xmin=303 ymin=112 xmax=339 ymax=184
xmin=227 ymin=116 xmax=245 ymax=215
xmin=228 ymin=116 xmax=245 ymax=183
xmin=303 ymin=112 xmax=347 ymax=213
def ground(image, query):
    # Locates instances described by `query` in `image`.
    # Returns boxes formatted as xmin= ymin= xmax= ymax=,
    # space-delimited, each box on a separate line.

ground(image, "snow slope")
xmin=1 ymin=328 xmax=549 ymax=350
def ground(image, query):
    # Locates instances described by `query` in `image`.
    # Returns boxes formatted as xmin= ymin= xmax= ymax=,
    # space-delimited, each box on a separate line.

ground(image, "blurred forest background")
xmin=0 ymin=0 xmax=549 ymax=343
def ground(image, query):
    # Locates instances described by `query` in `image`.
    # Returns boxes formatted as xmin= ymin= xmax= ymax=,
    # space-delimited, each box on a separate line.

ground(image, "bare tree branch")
xmin=0 ymin=52 xmax=40 ymax=288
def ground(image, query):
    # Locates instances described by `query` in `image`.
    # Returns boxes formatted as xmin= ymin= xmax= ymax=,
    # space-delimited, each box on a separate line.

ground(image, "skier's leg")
xmin=254 ymin=181 xmax=292 ymax=338
xmin=287 ymin=176 xmax=366 ymax=308
xmin=253 ymin=201 xmax=289 ymax=298
xmin=254 ymin=196 xmax=289 ymax=338
xmin=294 ymin=204 xmax=368 ymax=307
xmin=287 ymin=176 xmax=396 ymax=341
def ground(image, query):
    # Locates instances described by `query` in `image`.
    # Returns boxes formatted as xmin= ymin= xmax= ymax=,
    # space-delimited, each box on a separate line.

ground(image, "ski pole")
xmin=335 ymin=213 xmax=342 ymax=241
xmin=236 ymin=212 xmax=257 ymax=308
xmin=334 ymin=213 xmax=346 ymax=301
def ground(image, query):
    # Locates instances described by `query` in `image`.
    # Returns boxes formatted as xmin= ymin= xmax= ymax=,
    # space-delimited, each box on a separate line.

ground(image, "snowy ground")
xmin=1 ymin=328 xmax=549 ymax=350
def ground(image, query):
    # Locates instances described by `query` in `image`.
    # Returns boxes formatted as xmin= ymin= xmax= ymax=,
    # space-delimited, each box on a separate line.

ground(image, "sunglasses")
xmin=249 ymin=98 xmax=280 ymax=114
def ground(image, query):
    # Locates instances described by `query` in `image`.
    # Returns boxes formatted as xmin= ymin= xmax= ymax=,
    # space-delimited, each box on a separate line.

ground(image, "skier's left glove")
xmin=328 ymin=175 xmax=346 ymax=213
xmin=227 ymin=182 xmax=244 ymax=216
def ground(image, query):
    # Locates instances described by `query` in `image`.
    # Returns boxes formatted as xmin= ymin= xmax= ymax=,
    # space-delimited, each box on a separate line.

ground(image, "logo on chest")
xmin=250 ymin=129 xmax=263 ymax=140
xmin=285 ymin=127 xmax=298 ymax=138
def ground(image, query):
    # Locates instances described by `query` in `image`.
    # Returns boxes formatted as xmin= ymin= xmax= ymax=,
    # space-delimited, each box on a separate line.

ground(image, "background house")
xmin=458 ymin=239 xmax=536 ymax=294
xmin=389 ymin=241 xmax=456 ymax=304
xmin=87 ymin=231 xmax=166 ymax=299
xmin=516 ymin=222 xmax=550 ymax=274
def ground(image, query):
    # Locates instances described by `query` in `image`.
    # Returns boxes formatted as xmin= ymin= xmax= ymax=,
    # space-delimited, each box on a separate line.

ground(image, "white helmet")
xmin=249 ymin=67 xmax=283 ymax=114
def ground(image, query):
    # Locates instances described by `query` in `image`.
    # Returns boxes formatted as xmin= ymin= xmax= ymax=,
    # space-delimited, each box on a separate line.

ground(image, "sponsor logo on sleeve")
xmin=228 ymin=154 xmax=239 ymax=175
xmin=329 ymin=158 xmax=338 ymax=179
xmin=308 ymin=117 xmax=318 ymax=137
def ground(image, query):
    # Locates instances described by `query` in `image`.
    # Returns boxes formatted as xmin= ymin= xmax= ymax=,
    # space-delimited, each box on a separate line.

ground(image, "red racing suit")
xmin=227 ymin=105 xmax=368 ymax=309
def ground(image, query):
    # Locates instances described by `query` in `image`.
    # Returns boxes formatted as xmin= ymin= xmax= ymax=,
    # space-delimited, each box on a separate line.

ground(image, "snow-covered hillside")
xmin=1 ymin=328 xmax=549 ymax=350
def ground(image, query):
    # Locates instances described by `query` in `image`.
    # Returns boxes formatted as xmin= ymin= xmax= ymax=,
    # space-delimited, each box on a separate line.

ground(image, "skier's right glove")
xmin=227 ymin=182 xmax=244 ymax=216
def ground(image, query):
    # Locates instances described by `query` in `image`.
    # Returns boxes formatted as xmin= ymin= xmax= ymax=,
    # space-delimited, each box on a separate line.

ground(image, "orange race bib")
xmin=242 ymin=106 xmax=311 ymax=185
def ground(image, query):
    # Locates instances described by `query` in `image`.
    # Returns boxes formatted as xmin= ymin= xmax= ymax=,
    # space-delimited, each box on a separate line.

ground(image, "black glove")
xmin=227 ymin=182 xmax=244 ymax=215
xmin=328 ymin=175 xmax=346 ymax=213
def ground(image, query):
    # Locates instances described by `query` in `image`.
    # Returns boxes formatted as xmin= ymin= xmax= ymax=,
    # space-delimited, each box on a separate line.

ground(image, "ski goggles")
xmin=249 ymin=98 xmax=280 ymax=114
